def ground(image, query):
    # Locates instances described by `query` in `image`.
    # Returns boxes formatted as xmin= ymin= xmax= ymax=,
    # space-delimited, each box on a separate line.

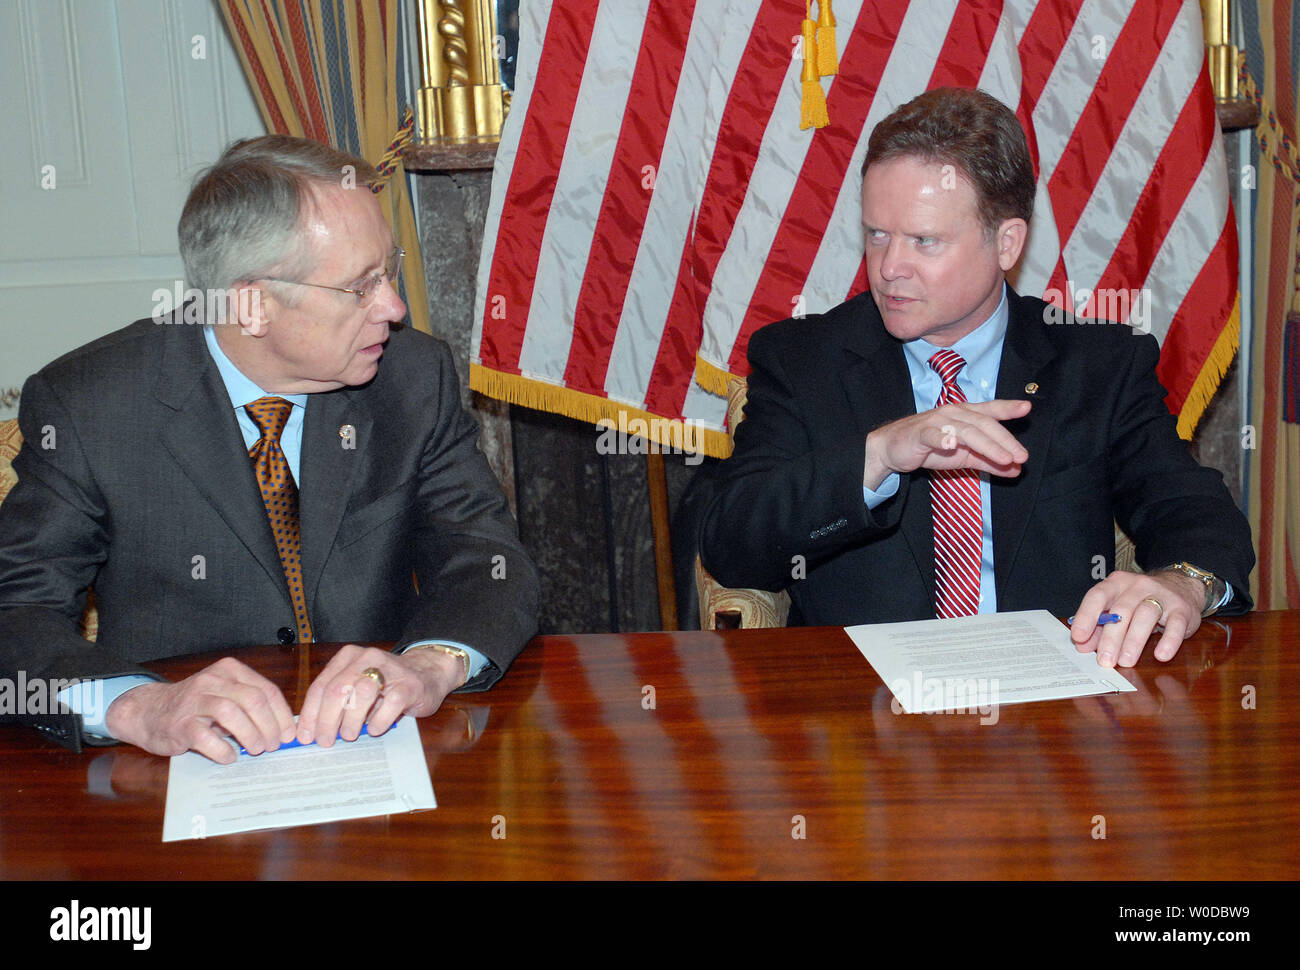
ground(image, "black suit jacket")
xmin=699 ymin=288 xmax=1254 ymax=626
xmin=0 ymin=314 xmax=539 ymax=748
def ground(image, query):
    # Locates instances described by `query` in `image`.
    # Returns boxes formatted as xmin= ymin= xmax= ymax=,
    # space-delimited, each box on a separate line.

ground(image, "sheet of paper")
xmin=162 ymin=716 xmax=435 ymax=842
xmin=845 ymin=609 xmax=1136 ymax=713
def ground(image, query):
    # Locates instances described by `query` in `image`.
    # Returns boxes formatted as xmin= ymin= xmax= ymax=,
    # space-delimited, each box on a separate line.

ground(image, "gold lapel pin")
xmin=339 ymin=424 xmax=355 ymax=438
xmin=1024 ymin=382 xmax=1039 ymax=395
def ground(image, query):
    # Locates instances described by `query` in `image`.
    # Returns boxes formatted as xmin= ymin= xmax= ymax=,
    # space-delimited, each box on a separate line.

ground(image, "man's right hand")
xmin=863 ymin=399 xmax=1032 ymax=490
xmin=104 ymin=656 xmax=296 ymax=764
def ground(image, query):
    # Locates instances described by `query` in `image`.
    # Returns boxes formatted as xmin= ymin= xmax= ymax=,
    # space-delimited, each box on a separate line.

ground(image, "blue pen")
xmin=1067 ymin=612 xmax=1121 ymax=625
xmin=238 ymin=724 xmax=369 ymax=756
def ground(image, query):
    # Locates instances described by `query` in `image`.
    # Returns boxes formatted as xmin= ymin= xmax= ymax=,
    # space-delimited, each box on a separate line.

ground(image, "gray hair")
xmin=178 ymin=135 xmax=380 ymax=307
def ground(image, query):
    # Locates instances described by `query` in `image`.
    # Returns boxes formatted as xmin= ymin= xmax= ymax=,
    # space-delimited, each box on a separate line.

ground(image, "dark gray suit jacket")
xmin=699 ymin=288 xmax=1254 ymax=626
xmin=0 ymin=313 xmax=539 ymax=749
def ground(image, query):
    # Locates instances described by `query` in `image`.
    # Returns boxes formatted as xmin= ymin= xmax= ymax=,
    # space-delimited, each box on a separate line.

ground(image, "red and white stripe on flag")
xmin=473 ymin=0 xmax=1238 ymax=458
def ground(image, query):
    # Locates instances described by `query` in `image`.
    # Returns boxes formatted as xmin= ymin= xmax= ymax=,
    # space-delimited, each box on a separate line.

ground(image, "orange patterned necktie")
xmin=245 ymin=396 xmax=313 ymax=643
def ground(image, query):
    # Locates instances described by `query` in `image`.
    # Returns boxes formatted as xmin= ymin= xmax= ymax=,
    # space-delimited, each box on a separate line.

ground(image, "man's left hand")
xmin=295 ymin=644 xmax=465 ymax=746
xmin=1070 ymin=570 xmax=1209 ymax=668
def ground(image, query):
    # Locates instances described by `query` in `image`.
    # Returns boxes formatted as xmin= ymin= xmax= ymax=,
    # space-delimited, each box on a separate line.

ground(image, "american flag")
xmin=473 ymin=0 xmax=1238 ymax=457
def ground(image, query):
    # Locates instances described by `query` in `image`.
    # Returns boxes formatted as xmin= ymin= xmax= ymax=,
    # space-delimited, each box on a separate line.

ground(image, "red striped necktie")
xmin=928 ymin=349 xmax=982 ymax=618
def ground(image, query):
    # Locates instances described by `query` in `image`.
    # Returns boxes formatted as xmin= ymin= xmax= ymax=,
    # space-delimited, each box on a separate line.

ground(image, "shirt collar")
xmin=202 ymin=324 xmax=308 ymax=411
xmin=901 ymin=282 xmax=1009 ymax=381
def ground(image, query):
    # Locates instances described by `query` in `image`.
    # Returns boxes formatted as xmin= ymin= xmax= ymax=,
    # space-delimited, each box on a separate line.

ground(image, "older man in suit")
xmin=0 ymin=136 xmax=538 ymax=762
xmin=700 ymin=87 xmax=1253 ymax=668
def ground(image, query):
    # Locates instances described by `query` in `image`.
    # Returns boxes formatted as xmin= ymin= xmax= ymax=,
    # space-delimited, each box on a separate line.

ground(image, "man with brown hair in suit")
xmin=700 ymin=87 xmax=1253 ymax=667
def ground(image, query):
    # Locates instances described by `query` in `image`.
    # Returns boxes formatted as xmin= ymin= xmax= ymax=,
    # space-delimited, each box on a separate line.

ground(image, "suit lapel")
xmin=991 ymin=290 xmax=1059 ymax=595
xmin=298 ymin=386 xmax=372 ymax=614
xmin=839 ymin=298 xmax=936 ymax=603
xmin=154 ymin=325 xmax=288 ymax=597
xmin=839 ymin=336 xmax=914 ymax=431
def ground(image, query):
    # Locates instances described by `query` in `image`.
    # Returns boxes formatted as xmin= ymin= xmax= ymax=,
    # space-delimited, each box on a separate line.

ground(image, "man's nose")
xmin=878 ymin=240 xmax=911 ymax=280
xmin=375 ymin=276 xmax=407 ymax=322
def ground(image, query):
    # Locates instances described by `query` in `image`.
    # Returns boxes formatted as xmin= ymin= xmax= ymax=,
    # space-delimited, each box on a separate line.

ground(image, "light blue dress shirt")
xmin=859 ymin=284 xmax=1231 ymax=615
xmin=60 ymin=325 xmax=486 ymax=738
xmin=863 ymin=285 xmax=1008 ymax=613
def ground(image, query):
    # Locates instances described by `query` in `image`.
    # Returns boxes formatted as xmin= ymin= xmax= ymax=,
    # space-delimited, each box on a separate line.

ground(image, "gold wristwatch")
xmin=1158 ymin=562 xmax=1227 ymax=617
xmin=408 ymin=643 xmax=471 ymax=686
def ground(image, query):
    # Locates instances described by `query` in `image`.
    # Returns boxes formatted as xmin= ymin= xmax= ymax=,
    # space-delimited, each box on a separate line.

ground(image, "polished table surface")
xmin=2 ymin=611 xmax=1298 ymax=880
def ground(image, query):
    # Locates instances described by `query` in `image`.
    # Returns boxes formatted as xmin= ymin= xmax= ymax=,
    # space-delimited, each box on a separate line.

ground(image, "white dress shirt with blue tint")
xmin=859 ymin=283 xmax=1231 ymax=616
xmin=863 ymin=285 xmax=1008 ymax=613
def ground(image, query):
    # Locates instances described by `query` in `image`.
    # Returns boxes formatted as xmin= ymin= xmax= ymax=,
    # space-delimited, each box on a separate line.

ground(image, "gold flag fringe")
xmin=1176 ymin=291 xmax=1241 ymax=441
xmin=470 ymin=364 xmax=733 ymax=460
xmin=693 ymin=352 xmax=741 ymax=398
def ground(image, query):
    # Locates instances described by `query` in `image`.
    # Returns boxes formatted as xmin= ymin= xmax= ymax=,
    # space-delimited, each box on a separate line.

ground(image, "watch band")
xmin=1158 ymin=562 xmax=1226 ymax=617
xmin=408 ymin=643 xmax=471 ymax=686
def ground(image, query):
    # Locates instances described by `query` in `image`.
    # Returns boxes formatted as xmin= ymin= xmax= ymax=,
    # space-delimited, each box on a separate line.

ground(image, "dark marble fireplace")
xmin=410 ymin=166 xmax=703 ymax=635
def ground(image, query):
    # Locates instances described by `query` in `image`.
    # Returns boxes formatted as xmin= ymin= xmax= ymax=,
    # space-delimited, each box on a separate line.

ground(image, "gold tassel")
xmin=800 ymin=12 xmax=829 ymax=129
xmin=816 ymin=0 xmax=838 ymax=77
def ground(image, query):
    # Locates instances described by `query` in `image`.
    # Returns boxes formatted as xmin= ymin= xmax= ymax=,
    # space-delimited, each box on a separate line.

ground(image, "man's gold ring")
xmin=1140 ymin=596 xmax=1164 ymax=616
xmin=361 ymin=667 xmax=386 ymax=692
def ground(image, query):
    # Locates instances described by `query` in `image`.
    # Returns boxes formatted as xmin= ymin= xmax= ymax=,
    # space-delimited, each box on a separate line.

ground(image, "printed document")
xmin=162 ymin=715 xmax=435 ymax=841
xmin=845 ymin=610 xmax=1136 ymax=713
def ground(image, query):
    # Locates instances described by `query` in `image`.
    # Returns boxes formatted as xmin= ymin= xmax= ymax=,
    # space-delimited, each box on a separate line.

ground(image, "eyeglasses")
xmin=261 ymin=248 xmax=404 ymax=307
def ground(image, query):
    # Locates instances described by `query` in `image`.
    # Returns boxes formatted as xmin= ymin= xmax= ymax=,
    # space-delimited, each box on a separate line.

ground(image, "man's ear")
xmin=995 ymin=218 xmax=1028 ymax=272
xmin=230 ymin=282 xmax=271 ymax=337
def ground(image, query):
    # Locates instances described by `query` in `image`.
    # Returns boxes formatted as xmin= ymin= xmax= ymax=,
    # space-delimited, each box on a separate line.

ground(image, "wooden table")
xmin=2 ymin=612 xmax=1297 ymax=880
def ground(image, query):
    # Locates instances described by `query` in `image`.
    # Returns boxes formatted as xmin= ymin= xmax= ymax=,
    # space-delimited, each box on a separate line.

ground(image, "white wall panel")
xmin=0 ymin=0 xmax=266 ymax=418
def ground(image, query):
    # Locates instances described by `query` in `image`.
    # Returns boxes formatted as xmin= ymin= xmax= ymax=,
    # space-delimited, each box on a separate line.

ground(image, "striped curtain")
xmin=1241 ymin=2 xmax=1300 ymax=609
xmin=217 ymin=0 xmax=431 ymax=336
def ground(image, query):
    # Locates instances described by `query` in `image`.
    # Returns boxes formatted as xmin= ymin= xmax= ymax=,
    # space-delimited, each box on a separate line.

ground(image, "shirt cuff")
xmin=863 ymin=472 xmax=901 ymax=510
xmin=1214 ymin=581 xmax=1233 ymax=613
xmin=56 ymin=676 xmax=156 ymax=740
xmin=400 ymin=640 xmax=490 ymax=683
